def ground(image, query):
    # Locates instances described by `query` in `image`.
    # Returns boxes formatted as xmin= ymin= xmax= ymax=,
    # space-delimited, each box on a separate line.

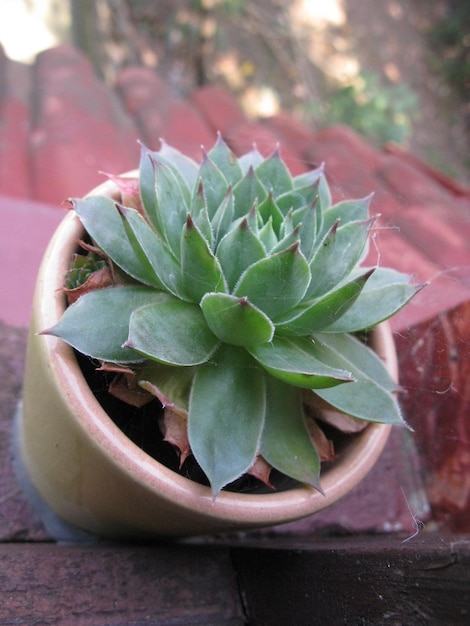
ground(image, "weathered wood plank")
xmin=0 ymin=543 xmax=244 ymax=625
xmin=0 ymin=321 xmax=49 ymax=541
xmin=232 ymin=533 xmax=470 ymax=625
xmin=396 ymin=300 xmax=470 ymax=531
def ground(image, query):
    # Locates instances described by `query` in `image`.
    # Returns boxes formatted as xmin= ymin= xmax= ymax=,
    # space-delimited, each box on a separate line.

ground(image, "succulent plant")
xmin=45 ymin=135 xmax=421 ymax=495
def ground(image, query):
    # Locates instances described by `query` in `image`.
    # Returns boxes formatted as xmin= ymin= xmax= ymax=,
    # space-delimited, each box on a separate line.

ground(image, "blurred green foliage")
xmin=427 ymin=1 xmax=470 ymax=103
xmin=309 ymin=71 xmax=418 ymax=147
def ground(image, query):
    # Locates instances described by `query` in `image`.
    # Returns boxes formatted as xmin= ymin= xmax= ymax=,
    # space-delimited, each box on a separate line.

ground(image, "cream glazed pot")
xmin=19 ymin=180 xmax=397 ymax=540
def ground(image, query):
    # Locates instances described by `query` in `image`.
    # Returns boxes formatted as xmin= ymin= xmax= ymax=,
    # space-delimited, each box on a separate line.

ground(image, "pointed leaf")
xmin=276 ymin=269 xmax=374 ymax=335
xmin=276 ymin=183 xmax=319 ymax=214
xmin=310 ymin=332 xmax=397 ymax=392
xmin=45 ymin=286 xmax=169 ymax=363
xmin=216 ymin=218 xmax=266 ymax=291
xmin=208 ymin=134 xmax=244 ymax=185
xmin=127 ymin=300 xmax=219 ymax=366
xmin=194 ymin=152 xmax=230 ymax=219
xmin=324 ymin=267 xmax=424 ymax=332
xmin=258 ymin=217 xmax=278 ymax=252
xmin=293 ymin=164 xmax=324 ymax=188
xmin=211 ymin=186 xmax=235 ymax=245
xmin=138 ymin=145 xmax=159 ymax=230
xmin=152 ymin=158 xmax=190 ymax=257
xmin=261 ymin=376 xmax=321 ymax=490
xmin=189 ymin=179 xmax=213 ymax=247
xmin=292 ymin=203 xmax=318 ymax=261
xmin=180 ymin=215 xmax=226 ymax=302
xmin=257 ymin=192 xmax=284 ymax=235
xmin=234 ymin=243 xmax=311 ymax=319
xmin=306 ymin=218 xmax=373 ymax=299
xmin=74 ymin=196 xmax=163 ymax=288
xmin=232 ymin=166 xmax=267 ymax=219
xmin=138 ymin=361 xmax=195 ymax=413
xmin=249 ymin=336 xmax=354 ymax=389
xmin=321 ymin=194 xmax=373 ymax=236
xmin=270 ymin=224 xmax=301 ymax=255
xmin=201 ymin=292 xmax=274 ymax=346
xmin=117 ymin=205 xmax=186 ymax=296
xmin=158 ymin=140 xmax=199 ymax=189
xmin=188 ymin=345 xmax=266 ymax=494
xmin=237 ymin=147 xmax=264 ymax=174
xmin=314 ymin=380 xmax=404 ymax=425
xmin=317 ymin=173 xmax=332 ymax=211
xmin=255 ymin=148 xmax=293 ymax=196
xmin=116 ymin=203 xmax=164 ymax=286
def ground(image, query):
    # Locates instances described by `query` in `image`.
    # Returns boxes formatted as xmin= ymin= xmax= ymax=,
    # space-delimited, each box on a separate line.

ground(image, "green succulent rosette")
xmin=46 ymin=136 xmax=421 ymax=494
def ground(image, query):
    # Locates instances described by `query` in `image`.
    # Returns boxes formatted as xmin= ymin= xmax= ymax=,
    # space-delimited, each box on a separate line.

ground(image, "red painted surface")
xmin=29 ymin=46 xmax=139 ymax=203
xmin=191 ymin=83 xmax=247 ymax=136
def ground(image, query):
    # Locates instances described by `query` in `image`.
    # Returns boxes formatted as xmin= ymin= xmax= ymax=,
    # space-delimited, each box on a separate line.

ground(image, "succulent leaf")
xmin=261 ymin=375 xmax=321 ymax=490
xmin=195 ymin=152 xmax=231 ymax=219
xmin=234 ymin=243 xmax=311 ymax=319
xmin=308 ymin=332 xmax=404 ymax=424
xmin=151 ymin=158 xmax=190 ymax=256
xmin=237 ymin=146 xmax=264 ymax=173
xmin=306 ymin=218 xmax=374 ymax=298
xmin=216 ymin=217 xmax=266 ymax=291
xmin=180 ymin=215 xmax=227 ymax=302
xmin=315 ymin=380 xmax=404 ymax=425
xmin=157 ymin=139 xmax=199 ymax=189
xmin=127 ymin=299 xmax=219 ymax=366
xmin=201 ymin=292 xmax=275 ymax=346
xmin=291 ymin=203 xmax=318 ymax=260
xmin=207 ymin=134 xmax=243 ymax=185
xmin=45 ymin=286 xmax=168 ymax=363
xmin=188 ymin=344 xmax=266 ymax=495
xmin=323 ymin=267 xmax=424 ymax=332
xmin=310 ymin=332 xmax=397 ymax=392
xmin=293 ymin=164 xmax=324 ymax=188
xmin=317 ymin=173 xmax=332 ymax=211
xmin=275 ymin=268 xmax=375 ymax=335
xmin=112 ymin=203 xmax=186 ymax=298
xmin=139 ymin=146 xmax=159 ymax=226
xmin=189 ymin=180 xmax=213 ymax=248
xmin=232 ymin=166 xmax=268 ymax=219
xmin=138 ymin=361 xmax=195 ymax=414
xmin=74 ymin=196 xmax=163 ymax=289
xmin=249 ymin=336 xmax=354 ymax=389
xmin=321 ymin=194 xmax=373 ymax=236
xmin=258 ymin=216 xmax=278 ymax=252
xmin=211 ymin=185 xmax=235 ymax=244
xmin=276 ymin=184 xmax=318 ymax=214
xmin=257 ymin=192 xmax=284 ymax=236
xmin=255 ymin=148 xmax=293 ymax=196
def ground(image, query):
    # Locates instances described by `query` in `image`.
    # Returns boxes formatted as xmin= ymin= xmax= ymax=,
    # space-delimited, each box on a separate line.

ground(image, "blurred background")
xmin=0 ymin=0 xmax=468 ymax=182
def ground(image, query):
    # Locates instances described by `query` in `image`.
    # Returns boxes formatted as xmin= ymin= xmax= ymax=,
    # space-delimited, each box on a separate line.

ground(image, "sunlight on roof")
xmin=0 ymin=0 xmax=70 ymax=63
xmin=289 ymin=0 xmax=359 ymax=84
xmin=290 ymin=0 xmax=346 ymax=27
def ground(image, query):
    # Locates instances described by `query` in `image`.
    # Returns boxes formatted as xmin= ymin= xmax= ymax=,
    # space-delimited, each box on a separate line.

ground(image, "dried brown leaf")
xmin=160 ymin=407 xmax=191 ymax=468
xmin=100 ymin=173 xmax=144 ymax=215
xmin=305 ymin=413 xmax=336 ymax=462
xmin=303 ymin=390 xmax=368 ymax=434
xmin=107 ymin=369 xmax=154 ymax=409
xmin=64 ymin=266 xmax=115 ymax=305
xmin=247 ymin=455 xmax=274 ymax=489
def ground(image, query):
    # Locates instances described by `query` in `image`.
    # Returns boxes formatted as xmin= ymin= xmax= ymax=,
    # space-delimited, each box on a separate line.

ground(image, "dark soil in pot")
xmin=75 ymin=350 xmax=354 ymax=496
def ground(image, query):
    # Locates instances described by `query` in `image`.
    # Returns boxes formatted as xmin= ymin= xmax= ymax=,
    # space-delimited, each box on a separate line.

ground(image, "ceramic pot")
xmin=20 ymin=181 xmax=397 ymax=540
